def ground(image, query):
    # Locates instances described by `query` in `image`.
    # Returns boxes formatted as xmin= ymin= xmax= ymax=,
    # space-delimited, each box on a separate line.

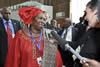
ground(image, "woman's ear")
xmin=94 ymin=7 xmax=98 ymax=15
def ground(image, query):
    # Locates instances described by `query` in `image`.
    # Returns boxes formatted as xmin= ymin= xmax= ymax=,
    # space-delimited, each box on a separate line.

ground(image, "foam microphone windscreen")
xmin=51 ymin=31 xmax=67 ymax=49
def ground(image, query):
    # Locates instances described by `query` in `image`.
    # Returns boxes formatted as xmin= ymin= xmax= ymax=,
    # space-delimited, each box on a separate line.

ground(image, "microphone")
xmin=51 ymin=31 xmax=87 ymax=64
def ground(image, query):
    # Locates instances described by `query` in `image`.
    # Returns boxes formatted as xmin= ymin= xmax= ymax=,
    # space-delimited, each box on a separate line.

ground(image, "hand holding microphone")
xmin=51 ymin=31 xmax=87 ymax=64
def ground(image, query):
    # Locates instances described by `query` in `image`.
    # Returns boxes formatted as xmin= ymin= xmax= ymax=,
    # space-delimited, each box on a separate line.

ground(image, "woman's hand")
xmin=80 ymin=58 xmax=100 ymax=67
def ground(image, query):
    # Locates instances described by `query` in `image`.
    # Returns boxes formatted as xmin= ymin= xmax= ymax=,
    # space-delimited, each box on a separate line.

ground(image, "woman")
xmin=5 ymin=7 xmax=63 ymax=67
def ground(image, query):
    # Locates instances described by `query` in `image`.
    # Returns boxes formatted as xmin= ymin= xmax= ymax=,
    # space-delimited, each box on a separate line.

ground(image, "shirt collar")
xmin=2 ymin=18 xmax=12 ymax=24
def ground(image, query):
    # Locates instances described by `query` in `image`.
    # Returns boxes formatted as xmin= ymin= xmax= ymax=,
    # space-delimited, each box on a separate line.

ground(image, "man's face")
xmin=2 ymin=8 xmax=11 ymax=20
xmin=62 ymin=21 xmax=70 ymax=28
xmin=32 ymin=13 xmax=46 ymax=31
xmin=85 ymin=7 xmax=98 ymax=27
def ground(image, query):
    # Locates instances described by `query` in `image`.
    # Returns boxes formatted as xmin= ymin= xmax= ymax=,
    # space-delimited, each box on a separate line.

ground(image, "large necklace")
xmin=31 ymin=30 xmax=40 ymax=34
xmin=29 ymin=26 xmax=42 ymax=52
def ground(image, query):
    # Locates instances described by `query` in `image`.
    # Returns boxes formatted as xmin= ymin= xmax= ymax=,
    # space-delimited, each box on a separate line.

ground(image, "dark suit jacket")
xmin=0 ymin=18 xmax=21 ymax=64
xmin=58 ymin=26 xmax=100 ymax=67
xmin=58 ymin=27 xmax=79 ymax=67
xmin=72 ymin=28 xmax=100 ymax=67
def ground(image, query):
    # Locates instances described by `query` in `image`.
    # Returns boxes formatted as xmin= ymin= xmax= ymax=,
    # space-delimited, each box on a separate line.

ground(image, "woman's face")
xmin=32 ymin=13 xmax=46 ymax=30
xmin=85 ymin=7 xmax=98 ymax=27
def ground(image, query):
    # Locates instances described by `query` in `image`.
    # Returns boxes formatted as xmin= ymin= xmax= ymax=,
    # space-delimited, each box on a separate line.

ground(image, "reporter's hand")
xmin=80 ymin=58 xmax=100 ymax=67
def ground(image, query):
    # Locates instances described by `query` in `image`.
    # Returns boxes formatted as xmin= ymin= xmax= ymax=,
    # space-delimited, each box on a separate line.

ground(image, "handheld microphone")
xmin=51 ymin=31 xmax=87 ymax=64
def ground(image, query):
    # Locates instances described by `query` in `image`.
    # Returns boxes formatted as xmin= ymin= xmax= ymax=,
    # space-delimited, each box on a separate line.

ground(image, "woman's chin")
xmin=37 ymin=27 xmax=43 ymax=30
xmin=40 ymin=25 xmax=44 ymax=28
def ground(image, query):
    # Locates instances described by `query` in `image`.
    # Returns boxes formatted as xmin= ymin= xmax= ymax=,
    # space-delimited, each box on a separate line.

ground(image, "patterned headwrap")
xmin=19 ymin=7 xmax=43 ymax=25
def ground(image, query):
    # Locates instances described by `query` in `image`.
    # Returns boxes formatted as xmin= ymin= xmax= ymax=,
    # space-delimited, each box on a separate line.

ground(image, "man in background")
xmin=0 ymin=7 xmax=21 ymax=67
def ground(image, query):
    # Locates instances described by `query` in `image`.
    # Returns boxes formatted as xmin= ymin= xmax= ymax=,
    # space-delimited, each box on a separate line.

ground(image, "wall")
xmin=10 ymin=5 xmax=53 ymax=22
xmin=71 ymin=0 xmax=91 ymax=23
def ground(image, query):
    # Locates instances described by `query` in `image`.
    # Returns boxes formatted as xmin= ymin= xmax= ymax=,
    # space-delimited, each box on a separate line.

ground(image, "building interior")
xmin=0 ymin=0 xmax=90 ymax=28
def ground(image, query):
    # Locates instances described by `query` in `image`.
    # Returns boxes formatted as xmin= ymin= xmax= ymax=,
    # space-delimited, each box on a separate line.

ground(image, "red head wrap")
xmin=19 ymin=7 xmax=43 ymax=25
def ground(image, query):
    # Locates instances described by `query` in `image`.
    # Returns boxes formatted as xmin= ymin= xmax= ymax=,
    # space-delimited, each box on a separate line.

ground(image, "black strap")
xmin=63 ymin=30 xmax=67 ymax=39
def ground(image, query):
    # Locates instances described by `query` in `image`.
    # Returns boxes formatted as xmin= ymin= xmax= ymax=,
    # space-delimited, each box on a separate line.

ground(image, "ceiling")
xmin=0 ymin=0 xmax=34 ymax=8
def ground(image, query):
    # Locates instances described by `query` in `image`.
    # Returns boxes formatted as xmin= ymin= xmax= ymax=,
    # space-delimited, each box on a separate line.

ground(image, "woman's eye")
xmin=38 ymin=17 xmax=42 ymax=19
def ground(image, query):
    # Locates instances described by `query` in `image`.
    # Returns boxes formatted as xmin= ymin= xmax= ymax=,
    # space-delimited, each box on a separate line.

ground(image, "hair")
xmin=86 ymin=0 xmax=98 ymax=11
xmin=51 ymin=19 xmax=57 ymax=23
xmin=64 ymin=18 xmax=72 ymax=25
xmin=1 ymin=7 xmax=11 ymax=12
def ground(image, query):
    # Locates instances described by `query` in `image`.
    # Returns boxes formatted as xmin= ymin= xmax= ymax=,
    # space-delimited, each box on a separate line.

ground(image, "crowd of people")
xmin=0 ymin=0 xmax=100 ymax=67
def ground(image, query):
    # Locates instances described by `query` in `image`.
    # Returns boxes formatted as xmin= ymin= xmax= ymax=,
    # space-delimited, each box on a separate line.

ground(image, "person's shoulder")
xmin=17 ymin=29 xmax=28 ymax=33
xmin=15 ymin=29 xmax=26 ymax=38
xmin=11 ymin=19 xmax=20 ymax=23
xmin=0 ymin=17 xmax=3 ymax=21
xmin=15 ymin=28 xmax=32 ymax=41
xmin=0 ymin=18 xmax=4 ymax=25
xmin=0 ymin=17 xmax=1 ymax=19
xmin=72 ymin=27 xmax=78 ymax=32
xmin=21 ymin=28 xmax=30 ymax=37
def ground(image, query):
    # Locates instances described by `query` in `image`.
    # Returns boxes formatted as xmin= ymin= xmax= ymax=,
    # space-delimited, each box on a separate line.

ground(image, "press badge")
xmin=37 ymin=57 xmax=42 ymax=65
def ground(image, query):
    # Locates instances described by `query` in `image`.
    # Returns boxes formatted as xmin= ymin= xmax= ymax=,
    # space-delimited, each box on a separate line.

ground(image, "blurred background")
xmin=0 ymin=0 xmax=91 ymax=28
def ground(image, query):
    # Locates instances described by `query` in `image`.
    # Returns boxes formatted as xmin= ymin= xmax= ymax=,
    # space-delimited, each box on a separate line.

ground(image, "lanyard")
xmin=61 ymin=26 xmax=71 ymax=37
xmin=29 ymin=28 xmax=42 ymax=52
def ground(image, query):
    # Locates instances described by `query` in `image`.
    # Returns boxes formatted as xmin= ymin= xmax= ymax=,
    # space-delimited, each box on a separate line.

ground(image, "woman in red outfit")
xmin=4 ymin=7 xmax=63 ymax=67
